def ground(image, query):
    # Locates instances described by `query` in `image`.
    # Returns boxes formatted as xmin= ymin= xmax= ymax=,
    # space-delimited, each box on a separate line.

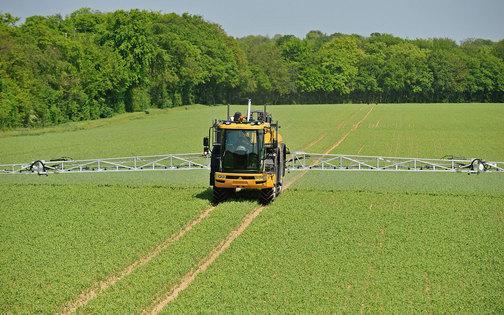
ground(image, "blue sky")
xmin=1 ymin=0 xmax=503 ymax=42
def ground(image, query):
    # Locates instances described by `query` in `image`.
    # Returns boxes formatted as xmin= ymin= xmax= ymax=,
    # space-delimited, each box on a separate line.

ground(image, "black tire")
xmin=276 ymin=183 xmax=282 ymax=196
xmin=259 ymin=187 xmax=276 ymax=205
xmin=30 ymin=160 xmax=47 ymax=175
xmin=282 ymin=143 xmax=287 ymax=177
xmin=212 ymin=187 xmax=234 ymax=205
xmin=471 ymin=159 xmax=485 ymax=173
xmin=212 ymin=187 xmax=226 ymax=205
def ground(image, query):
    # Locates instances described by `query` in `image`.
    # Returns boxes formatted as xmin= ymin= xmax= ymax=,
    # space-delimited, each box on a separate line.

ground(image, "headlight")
xmin=256 ymin=175 xmax=267 ymax=181
xmin=216 ymin=174 xmax=226 ymax=179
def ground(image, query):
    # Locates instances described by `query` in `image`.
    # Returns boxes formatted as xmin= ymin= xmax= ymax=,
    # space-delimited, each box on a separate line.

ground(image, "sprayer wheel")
xmin=259 ymin=187 xmax=276 ymax=205
xmin=212 ymin=187 xmax=235 ymax=205
xmin=212 ymin=187 xmax=227 ymax=205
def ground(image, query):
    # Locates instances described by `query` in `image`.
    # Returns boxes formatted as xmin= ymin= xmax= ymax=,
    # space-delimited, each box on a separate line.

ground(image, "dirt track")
xmin=59 ymin=205 xmax=217 ymax=314
xmin=304 ymin=133 xmax=326 ymax=150
xmin=323 ymin=105 xmax=375 ymax=154
xmin=143 ymin=204 xmax=267 ymax=314
xmin=61 ymin=105 xmax=376 ymax=314
xmin=144 ymin=105 xmax=377 ymax=314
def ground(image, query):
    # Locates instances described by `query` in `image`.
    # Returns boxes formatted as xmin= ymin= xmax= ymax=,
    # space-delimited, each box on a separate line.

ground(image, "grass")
xmin=293 ymin=170 xmax=504 ymax=196
xmin=0 ymin=170 xmax=209 ymax=188
xmin=1 ymin=104 xmax=503 ymax=164
xmin=332 ymin=104 xmax=504 ymax=160
xmin=0 ymin=104 xmax=367 ymax=164
xmin=0 ymin=106 xmax=219 ymax=164
xmin=81 ymin=199 xmax=257 ymax=314
xmin=0 ymin=184 xmax=210 ymax=313
xmin=0 ymin=103 xmax=503 ymax=313
xmin=166 ymin=187 xmax=504 ymax=313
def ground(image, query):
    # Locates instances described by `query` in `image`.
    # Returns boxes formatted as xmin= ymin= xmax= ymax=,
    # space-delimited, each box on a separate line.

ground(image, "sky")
xmin=1 ymin=0 xmax=503 ymax=42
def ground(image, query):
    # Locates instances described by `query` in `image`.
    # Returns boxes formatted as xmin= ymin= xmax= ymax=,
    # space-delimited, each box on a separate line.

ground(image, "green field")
xmin=1 ymin=104 xmax=503 ymax=313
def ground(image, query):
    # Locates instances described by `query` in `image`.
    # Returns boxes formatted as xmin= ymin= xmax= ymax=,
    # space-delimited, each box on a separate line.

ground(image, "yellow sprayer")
xmin=203 ymin=100 xmax=287 ymax=204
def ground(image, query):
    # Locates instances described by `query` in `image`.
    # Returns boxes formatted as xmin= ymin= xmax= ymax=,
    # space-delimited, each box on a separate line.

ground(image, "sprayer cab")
xmin=203 ymin=101 xmax=287 ymax=205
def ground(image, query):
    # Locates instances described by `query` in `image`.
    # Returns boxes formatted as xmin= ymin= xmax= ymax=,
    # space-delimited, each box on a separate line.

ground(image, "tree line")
xmin=1 ymin=9 xmax=503 ymax=128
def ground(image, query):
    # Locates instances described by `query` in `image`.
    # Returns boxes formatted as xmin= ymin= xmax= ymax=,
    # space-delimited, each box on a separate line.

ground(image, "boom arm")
xmin=1 ymin=152 xmax=502 ymax=175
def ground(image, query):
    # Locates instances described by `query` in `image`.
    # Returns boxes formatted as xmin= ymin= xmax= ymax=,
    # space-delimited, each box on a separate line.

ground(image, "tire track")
xmin=144 ymin=105 xmax=377 ymax=314
xmin=357 ymin=144 xmax=366 ymax=154
xmin=144 ymin=204 xmax=268 ymax=314
xmin=304 ymin=133 xmax=326 ymax=151
xmin=308 ymin=106 xmax=360 ymax=147
xmin=60 ymin=205 xmax=217 ymax=315
xmin=59 ymin=106 xmax=369 ymax=314
xmin=284 ymin=105 xmax=375 ymax=189
xmin=323 ymin=105 xmax=375 ymax=155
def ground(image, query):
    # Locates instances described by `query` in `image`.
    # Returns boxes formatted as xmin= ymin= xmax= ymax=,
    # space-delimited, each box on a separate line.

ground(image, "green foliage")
xmin=168 ymin=187 xmax=504 ymax=313
xmin=316 ymin=36 xmax=363 ymax=94
xmin=0 ymin=12 xmax=19 ymax=26
xmin=127 ymin=86 xmax=151 ymax=111
xmin=0 ymin=9 xmax=250 ymax=128
xmin=1 ymin=103 xmax=503 ymax=164
xmin=494 ymin=40 xmax=504 ymax=60
xmin=0 ymin=9 xmax=504 ymax=129
xmin=245 ymin=31 xmax=504 ymax=104
xmin=427 ymin=50 xmax=467 ymax=101
xmin=0 ymin=104 xmax=503 ymax=312
xmin=0 ymin=184 xmax=211 ymax=313
xmin=380 ymin=43 xmax=433 ymax=101
xmin=238 ymin=36 xmax=294 ymax=103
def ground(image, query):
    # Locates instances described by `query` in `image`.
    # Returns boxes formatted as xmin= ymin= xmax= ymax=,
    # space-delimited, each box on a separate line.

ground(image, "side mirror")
xmin=203 ymin=137 xmax=209 ymax=156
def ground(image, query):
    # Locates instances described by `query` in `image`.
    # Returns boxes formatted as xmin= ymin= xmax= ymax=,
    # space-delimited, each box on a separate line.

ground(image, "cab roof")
xmin=217 ymin=122 xmax=270 ymax=130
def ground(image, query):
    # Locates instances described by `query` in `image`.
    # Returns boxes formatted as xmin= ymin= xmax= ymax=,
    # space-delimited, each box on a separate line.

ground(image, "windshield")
xmin=222 ymin=130 xmax=263 ymax=172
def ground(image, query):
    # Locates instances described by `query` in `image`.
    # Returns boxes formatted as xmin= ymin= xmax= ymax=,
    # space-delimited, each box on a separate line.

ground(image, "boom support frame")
xmin=1 ymin=152 xmax=502 ymax=175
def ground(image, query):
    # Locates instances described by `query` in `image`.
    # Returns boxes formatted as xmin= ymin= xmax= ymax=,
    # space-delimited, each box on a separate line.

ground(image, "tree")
xmin=461 ymin=46 xmax=504 ymax=101
xmin=239 ymin=36 xmax=294 ymax=103
xmin=0 ymin=12 xmax=19 ymax=26
xmin=1 ymin=8 xmax=503 ymax=129
xmin=380 ymin=43 xmax=433 ymax=102
xmin=354 ymin=41 xmax=386 ymax=103
xmin=492 ymin=39 xmax=504 ymax=60
xmin=315 ymin=36 xmax=363 ymax=96
xmin=427 ymin=49 xmax=468 ymax=102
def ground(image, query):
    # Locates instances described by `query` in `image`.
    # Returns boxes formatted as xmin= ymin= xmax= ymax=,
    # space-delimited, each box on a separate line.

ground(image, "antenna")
xmin=246 ymin=99 xmax=252 ymax=122
xmin=227 ymin=104 xmax=230 ymax=121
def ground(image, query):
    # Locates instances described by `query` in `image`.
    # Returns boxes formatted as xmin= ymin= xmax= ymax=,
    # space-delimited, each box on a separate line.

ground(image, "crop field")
xmin=1 ymin=104 xmax=503 ymax=313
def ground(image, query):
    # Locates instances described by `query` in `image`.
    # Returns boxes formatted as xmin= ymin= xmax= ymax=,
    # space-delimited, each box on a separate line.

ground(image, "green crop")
xmin=81 ymin=200 xmax=257 ymax=314
xmin=1 ymin=103 xmax=503 ymax=313
xmin=0 ymin=184 xmax=209 ymax=313
xmin=332 ymin=104 xmax=504 ymax=161
xmin=167 ymin=187 xmax=504 ymax=313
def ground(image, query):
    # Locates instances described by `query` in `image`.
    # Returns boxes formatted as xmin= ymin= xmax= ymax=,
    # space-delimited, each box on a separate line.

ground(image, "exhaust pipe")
xmin=246 ymin=99 xmax=252 ymax=122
